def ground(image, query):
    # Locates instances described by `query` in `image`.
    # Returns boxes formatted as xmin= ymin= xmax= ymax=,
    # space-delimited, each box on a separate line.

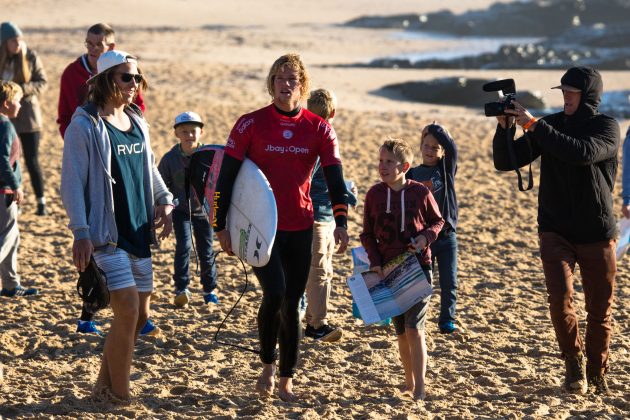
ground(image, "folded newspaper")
xmin=347 ymin=247 xmax=433 ymax=325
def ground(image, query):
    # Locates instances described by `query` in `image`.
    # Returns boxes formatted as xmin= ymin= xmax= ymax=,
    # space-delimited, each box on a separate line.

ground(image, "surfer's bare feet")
xmin=255 ymin=363 xmax=276 ymax=396
xmin=412 ymin=385 xmax=426 ymax=401
xmin=278 ymin=377 xmax=298 ymax=402
xmin=403 ymin=378 xmax=415 ymax=395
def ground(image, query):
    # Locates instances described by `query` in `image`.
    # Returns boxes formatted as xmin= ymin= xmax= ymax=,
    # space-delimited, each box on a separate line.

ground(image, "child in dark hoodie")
xmin=408 ymin=124 xmax=459 ymax=334
xmin=360 ymin=138 xmax=443 ymax=400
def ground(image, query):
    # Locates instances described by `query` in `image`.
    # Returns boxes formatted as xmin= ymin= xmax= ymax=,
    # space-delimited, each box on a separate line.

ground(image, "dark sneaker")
xmin=587 ymin=373 xmax=610 ymax=395
xmin=139 ymin=319 xmax=160 ymax=337
xmin=76 ymin=320 xmax=105 ymax=337
xmin=174 ymin=288 xmax=192 ymax=307
xmin=439 ymin=321 xmax=457 ymax=334
xmin=36 ymin=203 xmax=48 ymax=216
xmin=564 ymin=353 xmax=587 ymax=394
xmin=203 ymin=292 xmax=219 ymax=305
xmin=305 ymin=324 xmax=343 ymax=342
xmin=1 ymin=285 xmax=39 ymax=297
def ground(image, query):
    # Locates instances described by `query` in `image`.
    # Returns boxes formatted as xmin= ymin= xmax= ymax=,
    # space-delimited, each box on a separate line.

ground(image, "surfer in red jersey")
xmin=214 ymin=53 xmax=350 ymax=402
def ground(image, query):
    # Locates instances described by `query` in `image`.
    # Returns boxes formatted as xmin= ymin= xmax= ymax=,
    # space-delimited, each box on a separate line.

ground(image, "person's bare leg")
xmin=278 ymin=376 xmax=297 ymax=402
xmin=397 ymin=333 xmax=414 ymax=394
xmin=255 ymin=363 xmax=276 ymax=396
xmin=406 ymin=327 xmax=427 ymax=400
xmin=94 ymin=353 xmax=111 ymax=393
xmin=135 ymin=291 xmax=151 ymax=341
xmin=98 ymin=287 xmax=139 ymax=400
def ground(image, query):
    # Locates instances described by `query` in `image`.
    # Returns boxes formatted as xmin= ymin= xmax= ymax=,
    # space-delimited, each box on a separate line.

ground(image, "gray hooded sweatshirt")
xmin=61 ymin=103 xmax=173 ymax=250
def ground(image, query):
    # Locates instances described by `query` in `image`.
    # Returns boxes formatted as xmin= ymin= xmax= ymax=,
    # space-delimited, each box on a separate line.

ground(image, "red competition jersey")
xmin=225 ymin=104 xmax=341 ymax=231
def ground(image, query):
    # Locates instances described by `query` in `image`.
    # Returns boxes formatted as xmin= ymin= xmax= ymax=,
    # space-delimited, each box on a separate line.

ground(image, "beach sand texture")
xmin=1 ymin=1 xmax=629 ymax=418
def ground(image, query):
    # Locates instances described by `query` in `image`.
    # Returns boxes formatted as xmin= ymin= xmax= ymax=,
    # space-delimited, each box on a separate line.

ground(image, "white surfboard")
xmin=227 ymin=158 xmax=277 ymax=267
xmin=189 ymin=146 xmax=277 ymax=267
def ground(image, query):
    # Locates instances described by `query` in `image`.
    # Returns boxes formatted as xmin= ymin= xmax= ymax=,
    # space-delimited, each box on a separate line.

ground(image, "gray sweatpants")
xmin=0 ymin=198 xmax=20 ymax=290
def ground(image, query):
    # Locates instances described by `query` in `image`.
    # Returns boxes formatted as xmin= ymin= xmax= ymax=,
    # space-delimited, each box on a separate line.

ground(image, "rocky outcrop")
xmin=364 ymin=24 xmax=630 ymax=70
xmin=344 ymin=0 xmax=630 ymax=70
xmin=376 ymin=78 xmax=629 ymax=120
xmin=376 ymin=77 xmax=546 ymax=110
xmin=344 ymin=0 xmax=630 ymax=37
xmin=600 ymin=90 xmax=630 ymax=119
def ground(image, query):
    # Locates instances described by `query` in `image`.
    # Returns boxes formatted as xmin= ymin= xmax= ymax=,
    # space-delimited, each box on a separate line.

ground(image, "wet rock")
xmin=344 ymin=0 xmax=630 ymax=70
xmin=599 ymin=90 xmax=630 ymax=119
xmin=362 ymin=23 xmax=630 ymax=70
xmin=376 ymin=77 xmax=545 ymax=110
xmin=344 ymin=0 xmax=630 ymax=37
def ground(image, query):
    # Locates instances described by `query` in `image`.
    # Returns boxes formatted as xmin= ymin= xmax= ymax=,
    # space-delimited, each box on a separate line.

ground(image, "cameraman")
xmin=492 ymin=67 xmax=620 ymax=396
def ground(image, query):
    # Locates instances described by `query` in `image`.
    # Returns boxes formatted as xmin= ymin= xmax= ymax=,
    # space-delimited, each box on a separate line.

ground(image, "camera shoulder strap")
xmin=506 ymin=129 xmax=534 ymax=192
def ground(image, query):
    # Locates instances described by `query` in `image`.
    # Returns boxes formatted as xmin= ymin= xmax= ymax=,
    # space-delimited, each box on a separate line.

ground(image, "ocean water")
xmin=385 ymin=31 xmax=542 ymax=62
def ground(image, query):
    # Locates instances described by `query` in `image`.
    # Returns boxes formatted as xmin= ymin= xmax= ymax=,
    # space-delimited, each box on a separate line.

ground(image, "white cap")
xmin=86 ymin=50 xmax=138 ymax=84
xmin=174 ymin=111 xmax=204 ymax=128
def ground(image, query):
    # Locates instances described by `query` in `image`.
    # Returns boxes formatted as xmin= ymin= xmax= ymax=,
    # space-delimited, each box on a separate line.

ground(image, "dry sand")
xmin=1 ymin=1 xmax=629 ymax=418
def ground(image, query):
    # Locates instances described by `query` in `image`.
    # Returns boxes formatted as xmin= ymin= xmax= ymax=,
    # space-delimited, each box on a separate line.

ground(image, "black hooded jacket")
xmin=493 ymin=67 xmax=620 ymax=243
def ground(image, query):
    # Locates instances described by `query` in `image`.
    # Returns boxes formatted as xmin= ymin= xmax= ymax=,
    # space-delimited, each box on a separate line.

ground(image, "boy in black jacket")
xmin=492 ymin=67 xmax=620 ymax=396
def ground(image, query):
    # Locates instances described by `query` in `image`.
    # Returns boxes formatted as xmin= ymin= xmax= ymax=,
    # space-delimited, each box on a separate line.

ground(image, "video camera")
xmin=483 ymin=79 xmax=516 ymax=117
xmin=483 ymin=78 xmax=533 ymax=192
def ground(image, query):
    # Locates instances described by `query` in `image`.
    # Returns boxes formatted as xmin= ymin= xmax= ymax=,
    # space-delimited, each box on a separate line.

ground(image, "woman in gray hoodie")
xmin=61 ymin=50 xmax=173 ymax=400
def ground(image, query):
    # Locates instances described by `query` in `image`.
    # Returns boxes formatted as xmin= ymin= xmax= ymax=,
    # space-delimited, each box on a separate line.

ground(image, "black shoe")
xmin=564 ymin=353 xmax=587 ymax=394
xmin=304 ymin=324 xmax=342 ymax=342
xmin=36 ymin=203 xmax=48 ymax=216
xmin=587 ymin=373 xmax=610 ymax=395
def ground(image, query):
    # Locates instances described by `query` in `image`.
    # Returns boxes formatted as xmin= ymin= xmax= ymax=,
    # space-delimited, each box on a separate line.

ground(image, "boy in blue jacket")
xmin=0 ymin=81 xmax=38 ymax=297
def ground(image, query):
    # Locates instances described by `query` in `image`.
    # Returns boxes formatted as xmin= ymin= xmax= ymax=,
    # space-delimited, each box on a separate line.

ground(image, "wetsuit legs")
xmin=253 ymin=227 xmax=313 ymax=377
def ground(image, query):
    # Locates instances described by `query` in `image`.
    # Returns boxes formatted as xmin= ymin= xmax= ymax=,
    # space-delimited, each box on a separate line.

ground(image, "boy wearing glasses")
xmin=56 ymin=23 xmax=145 ymax=138
xmin=158 ymin=112 xmax=219 ymax=308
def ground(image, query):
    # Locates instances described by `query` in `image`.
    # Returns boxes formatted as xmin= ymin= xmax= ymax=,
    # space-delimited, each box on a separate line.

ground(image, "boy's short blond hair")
xmin=307 ymin=88 xmax=336 ymax=120
xmin=0 ymin=81 xmax=22 ymax=104
xmin=381 ymin=138 xmax=414 ymax=167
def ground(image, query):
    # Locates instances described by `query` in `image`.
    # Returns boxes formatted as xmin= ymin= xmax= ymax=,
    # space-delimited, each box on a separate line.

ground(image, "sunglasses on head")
xmin=118 ymin=72 xmax=144 ymax=84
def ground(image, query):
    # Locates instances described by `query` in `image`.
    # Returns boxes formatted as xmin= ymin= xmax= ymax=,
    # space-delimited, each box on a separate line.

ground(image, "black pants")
xmin=19 ymin=131 xmax=45 ymax=199
xmin=253 ymin=227 xmax=313 ymax=377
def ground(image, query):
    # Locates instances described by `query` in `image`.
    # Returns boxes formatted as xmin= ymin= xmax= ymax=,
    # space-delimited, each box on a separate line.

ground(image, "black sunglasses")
xmin=118 ymin=72 xmax=144 ymax=84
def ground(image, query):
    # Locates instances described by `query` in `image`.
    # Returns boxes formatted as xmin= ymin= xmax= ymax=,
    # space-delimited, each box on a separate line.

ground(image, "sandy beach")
xmin=0 ymin=1 xmax=629 ymax=418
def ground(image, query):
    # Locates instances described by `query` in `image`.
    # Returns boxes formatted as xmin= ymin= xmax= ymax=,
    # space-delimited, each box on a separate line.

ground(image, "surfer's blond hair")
xmin=266 ymin=53 xmax=311 ymax=101
xmin=307 ymin=88 xmax=336 ymax=121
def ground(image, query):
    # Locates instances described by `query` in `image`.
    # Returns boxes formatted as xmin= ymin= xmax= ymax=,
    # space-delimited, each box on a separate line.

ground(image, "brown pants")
xmin=539 ymin=232 xmax=616 ymax=374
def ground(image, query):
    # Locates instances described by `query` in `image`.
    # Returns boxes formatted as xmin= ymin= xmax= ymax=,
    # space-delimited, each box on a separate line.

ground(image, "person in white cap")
xmin=58 ymin=24 xmax=150 ymax=338
xmin=61 ymin=50 xmax=173 ymax=400
xmin=158 ymin=111 xmax=219 ymax=308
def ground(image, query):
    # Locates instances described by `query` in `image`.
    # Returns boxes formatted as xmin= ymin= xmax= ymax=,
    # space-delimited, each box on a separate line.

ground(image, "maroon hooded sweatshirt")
xmin=361 ymin=179 xmax=444 ymax=267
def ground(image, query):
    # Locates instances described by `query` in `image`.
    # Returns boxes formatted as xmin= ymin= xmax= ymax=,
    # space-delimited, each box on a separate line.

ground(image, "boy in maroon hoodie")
xmin=360 ymin=138 xmax=443 ymax=400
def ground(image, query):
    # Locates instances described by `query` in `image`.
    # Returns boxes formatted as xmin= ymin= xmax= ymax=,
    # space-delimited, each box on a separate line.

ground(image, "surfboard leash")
xmin=212 ymin=250 xmax=260 ymax=356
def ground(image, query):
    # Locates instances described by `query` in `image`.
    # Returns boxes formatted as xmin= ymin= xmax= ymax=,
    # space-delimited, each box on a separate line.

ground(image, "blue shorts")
xmin=92 ymin=248 xmax=153 ymax=293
